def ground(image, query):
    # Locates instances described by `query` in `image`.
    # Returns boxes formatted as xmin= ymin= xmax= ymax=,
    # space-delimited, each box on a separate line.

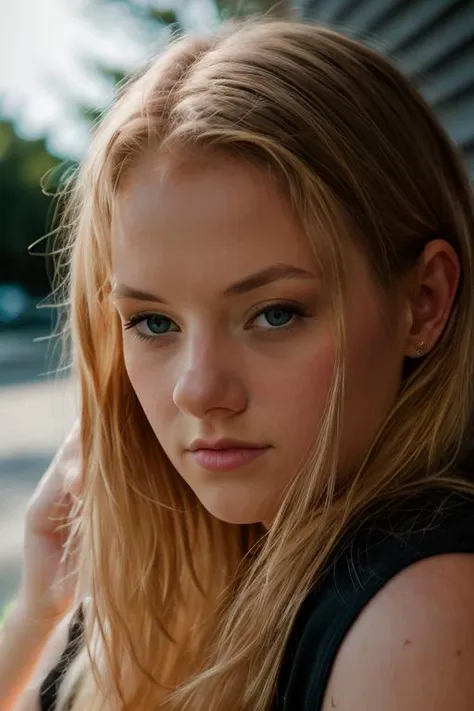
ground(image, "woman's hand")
xmin=17 ymin=420 xmax=83 ymax=625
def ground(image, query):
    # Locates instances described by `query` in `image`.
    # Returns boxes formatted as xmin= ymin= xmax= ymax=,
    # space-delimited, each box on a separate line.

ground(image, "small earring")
xmin=414 ymin=341 xmax=426 ymax=358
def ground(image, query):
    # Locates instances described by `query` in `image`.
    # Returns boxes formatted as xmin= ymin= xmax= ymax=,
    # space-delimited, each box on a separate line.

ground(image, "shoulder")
xmin=322 ymin=553 xmax=474 ymax=711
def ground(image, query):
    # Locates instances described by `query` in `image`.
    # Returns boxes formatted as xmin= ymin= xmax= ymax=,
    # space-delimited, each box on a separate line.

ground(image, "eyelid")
xmin=123 ymin=311 xmax=180 ymax=340
xmin=123 ymin=310 xmax=175 ymax=328
xmin=243 ymin=304 xmax=310 ymax=337
xmin=245 ymin=299 xmax=310 ymax=324
xmin=123 ymin=311 xmax=153 ymax=330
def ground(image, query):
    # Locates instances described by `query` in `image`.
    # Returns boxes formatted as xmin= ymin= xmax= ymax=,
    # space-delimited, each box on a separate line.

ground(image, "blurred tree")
xmin=0 ymin=118 xmax=61 ymax=296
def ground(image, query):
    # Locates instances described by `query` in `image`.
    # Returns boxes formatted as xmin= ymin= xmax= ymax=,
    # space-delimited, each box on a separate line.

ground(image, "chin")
xmin=197 ymin=492 xmax=275 ymax=526
xmin=204 ymin=506 xmax=263 ymax=525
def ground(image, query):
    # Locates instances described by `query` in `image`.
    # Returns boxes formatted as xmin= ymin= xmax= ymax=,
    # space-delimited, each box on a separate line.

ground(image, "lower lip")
xmin=190 ymin=447 xmax=269 ymax=472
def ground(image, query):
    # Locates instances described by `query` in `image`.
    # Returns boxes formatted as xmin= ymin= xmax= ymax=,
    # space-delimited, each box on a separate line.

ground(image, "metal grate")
xmin=301 ymin=0 xmax=474 ymax=174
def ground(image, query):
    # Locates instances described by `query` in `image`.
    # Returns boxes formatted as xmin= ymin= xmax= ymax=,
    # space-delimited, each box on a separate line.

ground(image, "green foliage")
xmin=0 ymin=119 xmax=62 ymax=295
xmin=74 ymin=1 xmax=182 ymax=128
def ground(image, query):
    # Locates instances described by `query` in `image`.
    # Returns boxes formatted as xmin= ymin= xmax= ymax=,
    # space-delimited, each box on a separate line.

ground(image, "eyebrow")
xmin=111 ymin=263 xmax=318 ymax=304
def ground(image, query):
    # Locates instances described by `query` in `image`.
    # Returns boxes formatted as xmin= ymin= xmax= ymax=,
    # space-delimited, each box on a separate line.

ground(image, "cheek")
xmin=123 ymin=348 xmax=172 ymax=424
xmin=124 ymin=348 xmax=146 ymax=398
xmin=347 ymin=300 xmax=402 ymax=403
xmin=258 ymin=333 xmax=336 ymax=438
xmin=341 ymin=307 xmax=404 ymax=468
xmin=346 ymin=335 xmax=401 ymax=423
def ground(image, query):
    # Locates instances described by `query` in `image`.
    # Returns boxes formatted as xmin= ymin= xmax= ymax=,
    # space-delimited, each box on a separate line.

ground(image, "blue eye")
xmin=252 ymin=303 xmax=307 ymax=330
xmin=124 ymin=302 xmax=309 ymax=341
xmin=124 ymin=313 xmax=179 ymax=339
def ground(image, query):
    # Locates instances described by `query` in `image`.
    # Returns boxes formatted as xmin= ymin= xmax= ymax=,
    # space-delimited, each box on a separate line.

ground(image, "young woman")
xmin=2 ymin=17 xmax=474 ymax=711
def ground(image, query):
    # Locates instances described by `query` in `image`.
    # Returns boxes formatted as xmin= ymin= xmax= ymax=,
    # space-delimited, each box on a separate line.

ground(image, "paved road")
xmin=0 ymin=327 xmax=78 ymax=610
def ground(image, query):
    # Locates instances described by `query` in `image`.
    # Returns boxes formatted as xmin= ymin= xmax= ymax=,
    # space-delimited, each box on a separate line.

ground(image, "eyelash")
xmin=123 ymin=301 xmax=310 ymax=343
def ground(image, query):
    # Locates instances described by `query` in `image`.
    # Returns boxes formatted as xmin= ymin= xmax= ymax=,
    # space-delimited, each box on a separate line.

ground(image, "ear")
xmin=405 ymin=239 xmax=460 ymax=359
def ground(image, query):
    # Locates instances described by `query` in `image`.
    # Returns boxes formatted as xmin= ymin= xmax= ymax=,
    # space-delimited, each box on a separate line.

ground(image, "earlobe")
xmin=403 ymin=307 xmax=426 ymax=360
xmin=413 ymin=340 xmax=427 ymax=359
xmin=405 ymin=338 xmax=427 ymax=361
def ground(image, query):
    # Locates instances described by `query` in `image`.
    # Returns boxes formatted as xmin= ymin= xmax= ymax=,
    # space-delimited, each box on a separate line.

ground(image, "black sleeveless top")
xmin=40 ymin=487 xmax=474 ymax=711
xmin=39 ymin=603 xmax=84 ymax=710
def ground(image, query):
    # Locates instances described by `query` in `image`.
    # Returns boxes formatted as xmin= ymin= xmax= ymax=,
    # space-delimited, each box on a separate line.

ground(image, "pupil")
xmin=267 ymin=308 xmax=291 ymax=326
xmin=147 ymin=316 xmax=169 ymax=334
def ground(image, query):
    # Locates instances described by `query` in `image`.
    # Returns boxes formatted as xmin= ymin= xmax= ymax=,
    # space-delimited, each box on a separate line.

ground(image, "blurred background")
xmin=0 ymin=0 xmax=473 ymax=612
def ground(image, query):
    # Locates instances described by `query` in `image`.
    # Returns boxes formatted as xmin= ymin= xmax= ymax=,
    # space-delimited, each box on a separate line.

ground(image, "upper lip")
xmin=188 ymin=438 xmax=268 ymax=451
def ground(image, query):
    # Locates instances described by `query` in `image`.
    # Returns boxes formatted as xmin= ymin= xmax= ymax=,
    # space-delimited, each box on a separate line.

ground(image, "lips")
xmin=187 ymin=438 xmax=270 ymax=472
xmin=188 ymin=438 xmax=267 ymax=452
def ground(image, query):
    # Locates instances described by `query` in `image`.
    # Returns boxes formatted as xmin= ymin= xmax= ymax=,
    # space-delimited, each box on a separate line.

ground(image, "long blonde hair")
xmin=55 ymin=18 xmax=474 ymax=711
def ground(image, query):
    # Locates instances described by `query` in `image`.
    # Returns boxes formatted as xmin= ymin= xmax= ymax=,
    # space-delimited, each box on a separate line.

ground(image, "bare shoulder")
xmin=322 ymin=553 xmax=474 ymax=711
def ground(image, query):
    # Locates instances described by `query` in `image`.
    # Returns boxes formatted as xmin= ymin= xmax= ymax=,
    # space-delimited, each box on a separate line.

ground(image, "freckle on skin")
xmin=456 ymin=649 xmax=462 ymax=657
xmin=403 ymin=639 xmax=411 ymax=646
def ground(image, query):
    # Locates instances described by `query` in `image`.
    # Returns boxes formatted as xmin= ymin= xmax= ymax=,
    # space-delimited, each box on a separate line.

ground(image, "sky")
xmin=0 ymin=0 xmax=219 ymax=157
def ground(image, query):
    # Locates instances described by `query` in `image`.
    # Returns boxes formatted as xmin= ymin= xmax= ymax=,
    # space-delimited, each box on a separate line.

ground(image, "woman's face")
xmin=111 ymin=155 xmax=409 ymax=525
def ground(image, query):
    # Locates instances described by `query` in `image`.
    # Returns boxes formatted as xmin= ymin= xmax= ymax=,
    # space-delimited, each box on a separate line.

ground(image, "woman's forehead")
xmin=111 ymin=156 xmax=323 ymax=280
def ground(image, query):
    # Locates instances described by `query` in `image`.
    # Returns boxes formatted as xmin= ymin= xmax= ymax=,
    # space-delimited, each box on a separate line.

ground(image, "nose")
xmin=172 ymin=337 xmax=248 ymax=419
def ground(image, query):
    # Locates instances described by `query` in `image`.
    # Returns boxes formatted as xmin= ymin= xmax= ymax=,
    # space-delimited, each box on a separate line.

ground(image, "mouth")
xmin=187 ymin=438 xmax=270 ymax=472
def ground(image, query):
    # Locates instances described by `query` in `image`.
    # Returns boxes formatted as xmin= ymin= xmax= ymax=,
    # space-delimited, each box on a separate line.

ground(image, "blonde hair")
xmin=55 ymin=18 xmax=474 ymax=711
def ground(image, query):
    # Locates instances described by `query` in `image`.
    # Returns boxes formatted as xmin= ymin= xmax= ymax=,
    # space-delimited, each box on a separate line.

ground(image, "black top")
xmin=39 ymin=604 xmax=84 ymax=711
xmin=273 ymin=487 xmax=474 ymax=709
xmin=40 ymin=488 xmax=474 ymax=711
